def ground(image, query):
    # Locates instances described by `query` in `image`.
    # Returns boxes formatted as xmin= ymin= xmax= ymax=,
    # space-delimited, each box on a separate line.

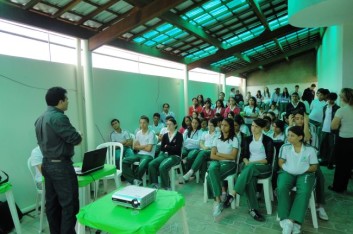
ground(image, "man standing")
xmin=35 ymin=87 xmax=82 ymax=234
xmin=302 ymin=84 xmax=316 ymax=105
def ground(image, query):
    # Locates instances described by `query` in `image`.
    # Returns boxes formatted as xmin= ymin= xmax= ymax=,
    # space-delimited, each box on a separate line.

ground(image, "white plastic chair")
xmin=95 ymin=142 xmax=123 ymax=195
xmin=169 ymin=161 xmax=185 ymax=191
xmin=27 ymin=158 xmax=44 ymax=216
xmin=235 ymin=147 xmax=276 ymax=215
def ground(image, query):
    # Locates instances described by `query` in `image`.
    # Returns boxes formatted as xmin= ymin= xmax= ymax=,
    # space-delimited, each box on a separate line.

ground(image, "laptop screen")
xmin=81 ymin=147 xmax=107 ymax=173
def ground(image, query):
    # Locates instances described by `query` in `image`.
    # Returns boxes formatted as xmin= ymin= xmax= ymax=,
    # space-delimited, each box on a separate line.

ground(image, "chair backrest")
xmin=27 ymin=157 xmax=41 ymax=192
xmin=96 ymin=142 xmax=124 ymax=169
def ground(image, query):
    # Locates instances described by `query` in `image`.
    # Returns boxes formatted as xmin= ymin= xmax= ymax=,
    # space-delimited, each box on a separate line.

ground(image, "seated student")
xmin=234 ymin=114 xmax=251 ymax=137
xmin=269 ymin=103 xmax=279 ymax=118
xmin=214 ymin=99 xmax=225 ymax=116
xmin=148 ymin=118 xmax=183 ymax=190
xmin=277 ymin=126 xmax=318 ymax=234
xmin=286 ymin=110 xmax=328 ymax=221
xmin=188 ymin=97 xmax=203 ymax=116
xmin=160 ymin=103 xmax=175 ymax=124
xmin=206 ymin=118 xmax=238 ymax=217
xmin=224 ymin=97 xmax=241 ymax=118
xmin=227 ymin=111 xmax=235 ymax=119
xmin=262 ymin=116 xmax=274 ymax=137
xmin=243 ymin=97 xmax=260 ymax=128
xmin=179 ymin=116 xmax=192 ymax=134
xmin=30 ymin=146 xmax=43 ymax=190
xmin=183 ymin=118 xmax=220 ymax=181
xmin=110 ymin=119 xmax=134 ymax=167
xmin=286 ymin=92 xmax=306 ymax=116
xmin=182 ymin=118 xmax=203 ymax=170
xmin=149 ymin=113 xmax=165 ymax=135
xmin=214 ymin=113 xmax=223 ymax=134
xmin=267 ymin=111 xmax=277 ymax=123
xmin=202 ymin=100 xmax=214 ymax=120
xmin=200 ymin=118 xmax=208 ymax=132
xmin=270 ymin=120 xmax=286 ymax=191
xmin=225 ymin=118 xmax=274 ymax=222
xmin=122 ymin=115 xmax=156 ymax=186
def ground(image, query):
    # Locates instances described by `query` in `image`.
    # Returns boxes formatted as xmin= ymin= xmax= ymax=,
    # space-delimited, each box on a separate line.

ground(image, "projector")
xmin=112 ymin=185 xmax=157 ymax=209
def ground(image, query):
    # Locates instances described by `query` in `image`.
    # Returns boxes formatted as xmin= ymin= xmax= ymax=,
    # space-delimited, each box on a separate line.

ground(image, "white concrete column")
xmin=81 ymin=40 xmax=96 ymax=150
xmin=75 ymin=39 xmax=87 ymax=154
xmin=183 ymin=65 xmax=189 ymax=116
xmin=220 ymin=73 xmax=226 ymax=98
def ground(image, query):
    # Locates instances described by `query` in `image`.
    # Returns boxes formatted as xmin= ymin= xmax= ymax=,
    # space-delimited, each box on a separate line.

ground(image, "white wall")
xmin=0 ymin=54 xmax=84 ymax=211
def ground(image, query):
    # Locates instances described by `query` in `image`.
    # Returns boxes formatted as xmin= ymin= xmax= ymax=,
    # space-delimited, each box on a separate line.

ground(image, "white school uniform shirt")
xmin=212 ymin=136 xmax=239 ymax=162
xmin=243 ymin=106 xmax=259 ymax=124
xmin=271 ymin=132 xmax=285 ymax=142
xmin=335 ymin=104 xmax=353 ymax=138
xmin=321 ymin=105 xmax=332 ymax=133
xmin=135 ymin=130 xmax=156 ymax=157
xmin=110 ymin=129 xmax=130 ymax=143
xmin=280 ymin=143 xmax=318 ymax=175
xmin=30 ymin=146 xmax=43 ymax=184
xmin=183 ymin=129 xmax=203 ymax=150
xmin=249 ymin=134 xmax=267 ymax=162
xmin=149 ymin=122 xmax=165 ymax=135
xmin=309 ymin=99 xmax=326 ymax=123
xmin=201 ymin=131 xmax=220 ymax=148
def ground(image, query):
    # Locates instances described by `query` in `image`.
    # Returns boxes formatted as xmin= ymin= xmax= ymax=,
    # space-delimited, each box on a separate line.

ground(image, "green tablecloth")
xmin=77 ymin=189 xmax=185 ymax=234
xmin=75 ymin=164 xmax=117 ymax=187
xmin=0 ymin=182 xmax=12 ymax=194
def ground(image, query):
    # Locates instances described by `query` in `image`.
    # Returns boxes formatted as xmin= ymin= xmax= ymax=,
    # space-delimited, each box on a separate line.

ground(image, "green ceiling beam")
xmin=187 ymin=24 xmax=301 ymax=71
xmin=226 ymin=41 xmax=320 ymax=77
xmin=88 ymin=0 xmax=184 ymax=51
xmin=274 ymin=38 xmax=289 ymax=61
xmin=160 ymin=11 xmax=225 ymax=49
xmin=247 ymin=0 xmax=270 ymax=31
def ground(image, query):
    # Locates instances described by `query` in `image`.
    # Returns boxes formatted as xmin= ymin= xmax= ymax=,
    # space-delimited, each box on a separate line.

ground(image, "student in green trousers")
xmin=182 ymin=118 xmax=202 ymax=170
xmin=206 ymin=118 xmax=238 ymax=217
xmin=277 ymin=126 xmax=318 ymax=234
xmin=148 ymin=118 xmax=183 ymax=189
xmin=224 ymin=118 xmax=274 ymax=222
xmin=183 ymin=118 xmax=220 ymax=181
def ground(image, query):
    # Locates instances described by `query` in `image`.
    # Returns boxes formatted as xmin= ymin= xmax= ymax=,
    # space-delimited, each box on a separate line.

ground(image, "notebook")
xmin=74 ymin=147 xmax=107 ymax=176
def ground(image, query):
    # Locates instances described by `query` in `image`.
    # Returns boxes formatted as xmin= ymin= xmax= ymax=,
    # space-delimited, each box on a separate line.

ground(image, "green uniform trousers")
xmin=190 ymin=150 xmax=211 ymax=180
xmin=148 ymin=152 xmax=180 ymax=188
xmin=122 ymin=154 xmax=153 ymax=183
xmin=207 ymin=161 xmax=236 ymax=198
xmin=277 ymin=171 xmax=315 ymax=224
xmin=182 ymin=148 xmax=199 ymax=171
xmin=115 ymin=147 xmax=134 ymax=169
xmin=234 ymin=163 xmax=271 ymax=210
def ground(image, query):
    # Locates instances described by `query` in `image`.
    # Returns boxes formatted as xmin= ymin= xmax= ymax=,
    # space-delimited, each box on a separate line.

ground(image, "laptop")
xmin=74 ymin=147 xmax=107 ymax=176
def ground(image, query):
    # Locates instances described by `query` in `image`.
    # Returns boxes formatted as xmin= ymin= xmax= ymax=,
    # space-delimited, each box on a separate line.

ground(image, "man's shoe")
xmin=249 ymin=209 xmax=265 ymax=222
xmin=317 ymin=207 xmax=329 ymax=221
xmin=212 ymin=202 xmax=224 ymax=217
xmin=223 ymin=194 xmax=234 ymax=208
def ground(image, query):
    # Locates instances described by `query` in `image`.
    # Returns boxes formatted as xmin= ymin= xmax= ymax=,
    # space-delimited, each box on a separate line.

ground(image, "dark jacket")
xmin=161 ymin=131 xmax=183 ymax=156
xmin=322 ymin=103 xmax=340 ymax=133
xmin=242 ymin=134 xmax=274 ymax=165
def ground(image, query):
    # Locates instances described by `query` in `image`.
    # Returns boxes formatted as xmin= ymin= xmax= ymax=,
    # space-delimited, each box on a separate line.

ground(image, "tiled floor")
xmin=12 ymin=167 xmax=353 ymax=234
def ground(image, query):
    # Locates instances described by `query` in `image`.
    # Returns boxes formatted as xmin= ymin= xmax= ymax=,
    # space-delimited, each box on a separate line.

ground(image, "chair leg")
xmin=94 ymin=181 xmax=99 ymax=200
xmin=103 ymin=179 xmax=108 ymax=193
xmin=178 ymin=165 xmax=185 ymax=184
xmin=235 ymin=194 xmax=240 ymax=207
xmin=195 ymin=171 xmax=200 ymax=184
xmin=39 ymin=188 xmax=46 ymax=233
xmin=35 ymin=193 xmax=40 ymax=216
xmin=227 ymin=177 xmax=236 ymax=209
xmin=309 ymin=191 xmax=318 ymax=228
xmin=114 ymin=173 xmax=121 ymax=188
xmin=203 ymin=172 xmax=208 ymax=203
xmin=142 ymin=173 xmax=147 ymax=187
xmin=262 ymin=181 xmax=272 ymax=215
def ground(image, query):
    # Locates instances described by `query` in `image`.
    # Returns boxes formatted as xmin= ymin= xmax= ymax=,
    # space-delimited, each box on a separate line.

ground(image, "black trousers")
xmin=42 ymin=159 xmax=79 ymax=234
xmin=332 ymin=137 xmax=353 ymax=192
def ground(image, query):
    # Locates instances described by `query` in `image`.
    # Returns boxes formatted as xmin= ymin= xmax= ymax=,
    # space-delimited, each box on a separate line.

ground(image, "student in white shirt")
xmin=160 ymin=103 xmax=176 ymax=124
xmin=183 ymin=118 xmax=220 ymax=181
xmin=243 ymin=97 xmax=260 ymax=127
xmin=277 ymin=126 xmax=318 ymax=234
xmin=182 ymin=118 xmax=203 ymax=168
xmin=122 ymin=115 xmax=156 ymax=186
xmin=206 ymin=118 xmax=238 ymax=217
xmin=110 ymin=119 xmax=134 ymax=167
xmin=30 ymin=146 xmax=43 ymax=190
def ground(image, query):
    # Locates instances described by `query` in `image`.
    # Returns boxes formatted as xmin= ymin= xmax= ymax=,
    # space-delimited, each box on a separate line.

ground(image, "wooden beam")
xmin=23 ymin=0 xmax=41 ymax=10
xmin=88 ymin=0 xmax=184 ymax=51
xmin=0 ymin=2 xmax=95 ymax=38
xmin=76 ymin=0 xmax=119 ymax=25
xmin=187 ymin=25 xmax=301 ymax=70
xmin=226 ymin=41 xmax=320 ymax=77
xmin=247 ymin=0 xmax=270 ymax=31
xmin=234 ymin=53 xmax=251 ymax=63
xmin=160 ymin=11 xmax=225 ymax=49
xmin=274 ymin=38 xmax=289 ymax=61
xmin=52 ymin=0 xmax=81 ymax=19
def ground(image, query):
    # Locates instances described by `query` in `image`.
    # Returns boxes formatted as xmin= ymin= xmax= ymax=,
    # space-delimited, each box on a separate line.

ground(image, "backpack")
xmin=0 ymin=170 xmax=9 ymax=186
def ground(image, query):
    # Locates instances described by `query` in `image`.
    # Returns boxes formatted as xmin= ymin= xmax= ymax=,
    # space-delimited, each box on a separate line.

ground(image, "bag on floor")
xmin=0 ymin=201 xmax=23 ymax=234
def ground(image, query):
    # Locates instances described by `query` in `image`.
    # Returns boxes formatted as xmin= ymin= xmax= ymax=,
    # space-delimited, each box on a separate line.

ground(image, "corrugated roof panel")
xmin=109 ymin=1 xmax=133 ymax=14
xmin=72 ymin=2 xmax=96 ymax=15
xmin=94 ymin=11 xmax=116 ymax=23
xmin=44 ymin=0 xmax=71 ymax=7
xmin=203 ymin=0 xmax=222 ymax=10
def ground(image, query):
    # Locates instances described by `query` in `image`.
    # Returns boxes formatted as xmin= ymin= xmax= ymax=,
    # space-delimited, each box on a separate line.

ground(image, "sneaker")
xmin=249 ymin=209 xmax=265 ymax=222
xmin=183 ymin=170 xmax=193 ymax=181
xmin=220 ymin=193 xmax=227 ymax=203
xmin=133 ymin=179 xmax=142 ymax=186
xmin=280 ymin=219 xmax=293 ymax=234
xmin=223 ymin=194 xmax=234 ymax=208
xmin=212 ymin=202 xmax=223 ymax=217
xmin=292 ymin=223 xmax=301 ymax=234
xmin=317 ymin=207 xmax=329 ymax=221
